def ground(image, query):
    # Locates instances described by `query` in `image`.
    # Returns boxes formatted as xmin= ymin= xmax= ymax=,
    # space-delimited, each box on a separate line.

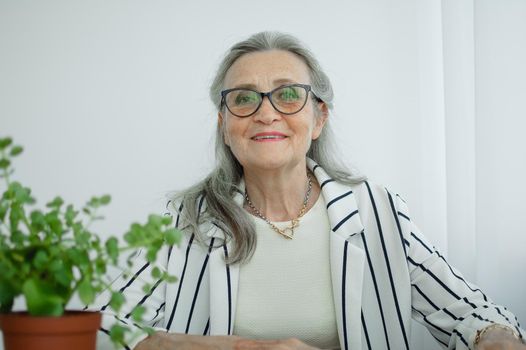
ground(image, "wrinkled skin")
xmin=475 ymin=328 xmax=526 ymax=350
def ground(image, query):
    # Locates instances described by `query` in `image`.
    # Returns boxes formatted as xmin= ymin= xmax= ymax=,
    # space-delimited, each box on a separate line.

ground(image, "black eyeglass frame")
xmin=220 ymin=83 xmax=322 ymax=118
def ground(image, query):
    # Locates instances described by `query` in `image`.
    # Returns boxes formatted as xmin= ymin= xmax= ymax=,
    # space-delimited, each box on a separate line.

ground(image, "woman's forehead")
xmin=224 ymin=50 xmax=310 ymax=88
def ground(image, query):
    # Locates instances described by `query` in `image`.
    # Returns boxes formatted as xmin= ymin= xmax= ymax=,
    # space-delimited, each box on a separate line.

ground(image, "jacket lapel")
xmin=308 ymin=159 xmax=366 ymax=350
xmin=208 ymin=238 xmax=239 ymax=335
xmin=207 ymin=184 xmax=244 ymax=335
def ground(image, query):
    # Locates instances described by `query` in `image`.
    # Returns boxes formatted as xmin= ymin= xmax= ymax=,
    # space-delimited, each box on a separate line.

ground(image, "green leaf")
xmin=109 ymin=325 xmax=128 ymax=345
xmin=87 ymin=196 xmax=100 ymax=208
xmin=77 ymin=277 xmax=95 ymax=305
xmin=130 ymin=305 xmax=145 ymax=322
xmin=161 ymin=215 xmax=172 ymax=225
xmin=9 ymin=146 xmax=23 ymax=157
xmin=147 ymin=214 xmax=162 ymax=227
xmin=33 ymin=249 xmax=49 ymax=269
xmin=141 ymin=283 xmax=152 ymax=294
xmin=10 ymin=230 xmax=25 ymax=246
xmin=91 ymin=236 xmax=101 ymax=249
xmin=0 ymin=158 xmax=10 ymax=170
xmin=100 ymin=194 xmax=111 ymax=205
xmin=123 ymin=223 xmax=142 ymax=245
xmin=49 ymin=259 xmax=73 ymax=288
xmin=164 ymin=274 xmax=178 ymax=283
xmin=72 ymin=222 xmax=82 ymax=236
xmin=64 ymin=205 xmax=77 ymax=227
xmin=164 ymin=228 xmax=181 ymax=245
xmin=29 ymin=210 xmax=46 ymax=232
xmin=10 ymin=251 xmax=24 ymax=263
xmin=109 ymin=291 xmax=124 ymax=312
xmin=8 ymin=182 xmax=33 ymax=204
xmin=146 ymin=247 xmax=158 ymax=263
xmin=68 ymin=248 xmax=90 ymax=271
xmin=151 ymin=266 xmax=161 ymax=279
xmin=46 ymin=196 xmax=64 ymax=209
xmin=22 ymin=278 xmax=64 ymax=316
xmin=9 ymin=206 xmax=21 ymax=233
xmin=49 ymin=258 xmax=64 ymax=272
xmin=145 ymin=240 xmax=162 ymax=263
xmin=74 ymin=231 xmax=90 ymax=246
xmin=95 ymin=257 xmax=106 ymax=274
xmin=0 ymin=281 xmax=16 ymax=313
xmin=45 ymin=211 xmax=63 ymax=235
xmin=21 ymin=262 xmax=31 ymax=275
xmin=105 ymin=237 xmax=119 ymax=263
xmin=0 ymin=137 xmax=13 ymax=150
xmin=54 ymin=268 xmax=73 ymax=288
xmin=0 ymin=202 xmax=9 ymax=222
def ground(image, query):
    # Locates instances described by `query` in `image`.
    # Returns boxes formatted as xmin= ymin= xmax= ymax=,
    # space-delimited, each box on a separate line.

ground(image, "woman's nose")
xmin=252 ymin=96 xmax=282 ymax=124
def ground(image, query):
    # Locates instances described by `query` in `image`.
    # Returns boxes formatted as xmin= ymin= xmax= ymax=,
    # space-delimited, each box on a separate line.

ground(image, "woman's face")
xmin=219 ymin=50 xmax=327 ymax=174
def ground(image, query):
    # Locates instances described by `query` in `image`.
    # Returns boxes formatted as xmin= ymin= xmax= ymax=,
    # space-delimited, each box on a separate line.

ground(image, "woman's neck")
xmin=243 ymin=163 xmax=320 ymax=222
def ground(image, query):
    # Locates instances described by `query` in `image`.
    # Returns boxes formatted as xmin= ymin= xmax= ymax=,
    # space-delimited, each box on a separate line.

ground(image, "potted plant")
xmin=0 ymin=137 xmax=181 ymax=350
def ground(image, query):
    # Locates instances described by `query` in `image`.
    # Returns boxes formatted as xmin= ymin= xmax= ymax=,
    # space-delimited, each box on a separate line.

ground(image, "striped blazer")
xmin=96 ymin=159 xmax=524 ymax=350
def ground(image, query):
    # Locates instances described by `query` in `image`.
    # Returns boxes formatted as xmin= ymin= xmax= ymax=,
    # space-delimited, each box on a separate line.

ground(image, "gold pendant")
xmin=280 ymin=227 xmax=295 ymax=239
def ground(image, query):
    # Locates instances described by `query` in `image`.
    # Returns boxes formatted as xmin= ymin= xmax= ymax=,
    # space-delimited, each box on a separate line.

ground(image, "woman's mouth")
xmin=252 ymin=135 xmax=287 ymax=141
xmin=251 ymin=132 xmax=288 ymax=142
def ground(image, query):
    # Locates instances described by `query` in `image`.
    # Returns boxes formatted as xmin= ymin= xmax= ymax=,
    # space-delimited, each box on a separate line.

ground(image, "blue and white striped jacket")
xmin=96 ymin=159 xmax=524 ymax=349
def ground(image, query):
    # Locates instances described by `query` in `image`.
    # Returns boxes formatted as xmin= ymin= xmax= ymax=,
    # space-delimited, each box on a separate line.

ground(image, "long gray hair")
xmin=170 ymin=31 xmax=364 ymax=264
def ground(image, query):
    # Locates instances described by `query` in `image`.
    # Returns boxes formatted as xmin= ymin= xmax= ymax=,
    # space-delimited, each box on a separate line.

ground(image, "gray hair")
xmin=170 ymin=31 xmax=365 ymax=265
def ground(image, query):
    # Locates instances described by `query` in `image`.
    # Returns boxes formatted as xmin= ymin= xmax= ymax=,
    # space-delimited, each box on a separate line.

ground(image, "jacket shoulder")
xmin=347 ymin=180 xmax=411 ymax=218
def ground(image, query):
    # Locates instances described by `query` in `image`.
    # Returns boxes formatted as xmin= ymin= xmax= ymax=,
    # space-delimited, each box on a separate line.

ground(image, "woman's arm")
xmin=393 ymin=192 xmax=525 ymax=349
xmin=134 ymin=332 xmax=241 ymax=350
xmin=134 ymin=332 xmax=319 ymax=350
xmin=93 ymin=244 xmax=174 ymax=349
xmin=475 ymin=326 xmax=526 ymax=349
xmin=92 ymin=203 xmax=192 ymax=349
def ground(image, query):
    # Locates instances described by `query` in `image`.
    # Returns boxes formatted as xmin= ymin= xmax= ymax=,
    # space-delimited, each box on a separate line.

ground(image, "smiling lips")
xmin=251 ymin=132 xmax=288 ymax=142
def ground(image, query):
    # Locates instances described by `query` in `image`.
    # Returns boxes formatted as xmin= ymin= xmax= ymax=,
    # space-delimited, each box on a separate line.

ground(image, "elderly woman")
xmin=97 ymin=32 xmax=525 ymax=350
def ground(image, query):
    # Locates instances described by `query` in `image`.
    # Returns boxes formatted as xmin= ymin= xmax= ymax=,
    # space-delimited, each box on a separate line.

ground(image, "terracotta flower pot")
xmin=0 ymin=311 xmax=101 ymax=350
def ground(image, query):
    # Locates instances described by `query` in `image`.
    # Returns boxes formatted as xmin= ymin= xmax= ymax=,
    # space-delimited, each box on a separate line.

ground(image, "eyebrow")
xmin=231 ymin=78 xmax=299 ymax=90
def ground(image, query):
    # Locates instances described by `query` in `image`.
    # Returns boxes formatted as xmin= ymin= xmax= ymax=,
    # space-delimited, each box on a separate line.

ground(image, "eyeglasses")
xmin=220 ymin=83 xmax=320 ymax=118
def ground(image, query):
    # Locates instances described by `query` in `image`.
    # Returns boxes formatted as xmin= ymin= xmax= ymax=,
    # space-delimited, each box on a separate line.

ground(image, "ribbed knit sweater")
xmin=233 ymin=194 xmax=340 ymax=349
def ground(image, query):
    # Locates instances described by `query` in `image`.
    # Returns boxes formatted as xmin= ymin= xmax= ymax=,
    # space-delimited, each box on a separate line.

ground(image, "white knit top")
xmin=233 ymin=194 xmax=340 ymax=350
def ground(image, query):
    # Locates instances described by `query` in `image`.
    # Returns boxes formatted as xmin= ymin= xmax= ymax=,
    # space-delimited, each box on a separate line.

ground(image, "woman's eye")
xmin=278 ymin=87 xmax=300 ymax=101
xmin=235 ymin=92 xmax=258 ymax=105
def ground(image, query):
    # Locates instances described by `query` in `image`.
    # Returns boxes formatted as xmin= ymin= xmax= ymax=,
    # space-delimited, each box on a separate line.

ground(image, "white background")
xmin=1 ymin=0 xmax=525 ymax=349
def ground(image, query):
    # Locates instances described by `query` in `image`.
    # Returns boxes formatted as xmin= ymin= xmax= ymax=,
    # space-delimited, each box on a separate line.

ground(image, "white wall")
xmin=474 ymin=0 xmax=526 ymax=325
xmin=0 ymin=0 xmax=441 ymax=246
xmin=0 ymin=1 xmax=524 ymax=349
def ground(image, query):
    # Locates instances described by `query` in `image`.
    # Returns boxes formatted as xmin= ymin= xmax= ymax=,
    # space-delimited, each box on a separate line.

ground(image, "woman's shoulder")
xmin=164 ymin=197 xmax=183 ymax=218
xmin=344 ymin=180 xmax=409 ymax=213
xmin=164 ymin=196 xmax=227 ymax=245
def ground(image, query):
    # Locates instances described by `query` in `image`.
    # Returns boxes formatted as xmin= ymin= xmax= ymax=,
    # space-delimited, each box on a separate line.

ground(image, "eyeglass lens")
xmin=224 ymin=85 xmax=308 ymax=117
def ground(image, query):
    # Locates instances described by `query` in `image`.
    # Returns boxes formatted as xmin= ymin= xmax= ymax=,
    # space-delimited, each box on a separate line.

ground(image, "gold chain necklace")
xmin=244 ymin=173 xmax=312 ymax=239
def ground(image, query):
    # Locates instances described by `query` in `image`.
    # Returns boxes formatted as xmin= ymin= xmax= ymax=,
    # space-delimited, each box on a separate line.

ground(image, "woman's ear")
xmin=312 ymin=102 xmax=328 ymax=140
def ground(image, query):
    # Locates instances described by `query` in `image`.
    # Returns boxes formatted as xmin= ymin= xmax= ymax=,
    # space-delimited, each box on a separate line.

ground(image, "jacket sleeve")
xmin=393 ymin=193 xmax=525 ymax=349
xmin=93 ymin=247 xmax=170 ymax=350
xmin=90 ymin=201 xmax=191 ymax=350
